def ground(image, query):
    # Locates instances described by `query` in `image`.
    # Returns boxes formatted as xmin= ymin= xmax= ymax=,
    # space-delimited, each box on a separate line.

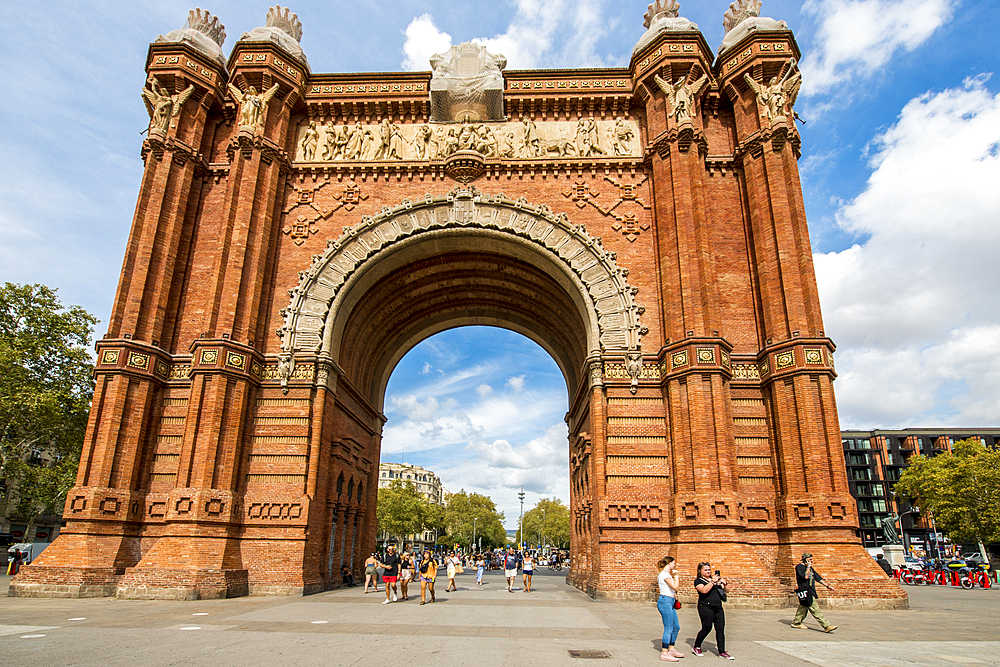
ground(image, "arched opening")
xmin=286 ymin=190 xmax=646 ymax=593
xmin=377 ymin=326 xmax=571 ymax=549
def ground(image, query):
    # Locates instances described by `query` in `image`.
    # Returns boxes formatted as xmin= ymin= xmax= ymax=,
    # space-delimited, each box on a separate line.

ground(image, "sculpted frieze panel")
xmin=293 ymin=117 xmax=640 ymax=163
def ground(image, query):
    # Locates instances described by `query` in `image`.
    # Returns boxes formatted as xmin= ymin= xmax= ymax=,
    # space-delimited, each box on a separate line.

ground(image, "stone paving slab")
xmin=759 ymin=641 xmax=1000 ymax=667
xmin=2 ymin=572 xmax=998 ymax=665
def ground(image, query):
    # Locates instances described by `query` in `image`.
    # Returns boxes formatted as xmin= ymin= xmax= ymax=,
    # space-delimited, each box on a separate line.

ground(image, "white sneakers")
xmin=393 ymin=592 xmax=398 ymax=602
xmin=382 ymin=598 xmax=390 ymax=604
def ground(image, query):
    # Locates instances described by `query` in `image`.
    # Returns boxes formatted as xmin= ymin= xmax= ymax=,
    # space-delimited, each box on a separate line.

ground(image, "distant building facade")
xmin=377 ymin=462 xmax=449 ymax=552
xmin=841 ymin=428 xmax=1000 ymax=555
xmin=1 ymin=447 xmax=64 ymax=557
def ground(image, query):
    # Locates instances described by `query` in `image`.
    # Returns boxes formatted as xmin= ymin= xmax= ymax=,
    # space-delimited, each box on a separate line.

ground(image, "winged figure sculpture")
xmin=142 ymin=75 xmax=194 ymax=134
xmin=653 ymin=72 xmax=708 ymax=123
xmin=228 ymin=82 xmax=281 ymax=129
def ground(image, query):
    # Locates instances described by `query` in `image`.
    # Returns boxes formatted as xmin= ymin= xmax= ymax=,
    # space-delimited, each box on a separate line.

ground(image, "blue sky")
xmin=1 ymin=1 xmax=998 ymax=526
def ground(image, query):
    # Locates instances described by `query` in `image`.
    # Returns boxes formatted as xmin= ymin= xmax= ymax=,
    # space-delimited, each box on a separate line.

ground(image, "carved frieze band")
xmin=293 ymin=118 xmax=641 ymax=163
xmin=279 ymin=185 xmax=647 ymax=359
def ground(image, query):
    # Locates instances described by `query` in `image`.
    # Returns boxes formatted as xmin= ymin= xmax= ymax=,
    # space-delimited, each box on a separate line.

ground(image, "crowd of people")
xmin=655 ymin=552 xmax=837 ymax=661
xmin=359 ymin=545 xmax=567 ymax=603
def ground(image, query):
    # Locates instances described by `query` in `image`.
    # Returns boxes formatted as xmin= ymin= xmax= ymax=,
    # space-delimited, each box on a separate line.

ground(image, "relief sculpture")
xmin=294 ymin=117 xmax=641 ymax=163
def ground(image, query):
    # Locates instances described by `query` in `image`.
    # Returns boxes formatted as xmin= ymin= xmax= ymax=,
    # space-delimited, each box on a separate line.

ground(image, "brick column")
xmin=112 ymin=41 xmax=304 ymax=599
xmin=720 ymin=31 xmax=903 ymax=602
xmin=10 ymin=42 xmax=227 ymax=599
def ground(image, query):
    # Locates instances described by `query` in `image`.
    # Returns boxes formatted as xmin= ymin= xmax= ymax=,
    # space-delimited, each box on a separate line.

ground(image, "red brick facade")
xmin=11 ymin=20 xmax=905 ymax=608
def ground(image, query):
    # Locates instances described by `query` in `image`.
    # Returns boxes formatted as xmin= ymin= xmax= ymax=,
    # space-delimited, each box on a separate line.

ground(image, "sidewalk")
xmin=2 ymin=570 xmax=998 ymax=665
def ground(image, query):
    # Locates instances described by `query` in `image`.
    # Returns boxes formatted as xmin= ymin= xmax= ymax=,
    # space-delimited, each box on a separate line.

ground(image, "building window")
xmin=851 ymin=468 xmax=871 ymax=480
xmin=848 ymin=453 xmax=869 ymax=465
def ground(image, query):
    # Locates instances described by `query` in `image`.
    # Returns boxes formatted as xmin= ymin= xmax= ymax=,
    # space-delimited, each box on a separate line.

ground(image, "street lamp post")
xmin=473 ymin=517 xmax=478 ymax=552
xmin=518 ymin=487 xmax=525 ymax=549
xmin=541 ymin=508 xmax=546 ymax=554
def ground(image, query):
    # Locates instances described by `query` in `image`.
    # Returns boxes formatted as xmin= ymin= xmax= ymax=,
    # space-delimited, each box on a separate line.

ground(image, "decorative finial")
xmin=185 ymin=8 xmax=226 ymax=47
xmin=266 ymin=5 xmax=303 ymax=43
xmin=643 ymin=0 xmax=680 ymax=29
xmin=723 ymin=0 xmax=762 ymax=34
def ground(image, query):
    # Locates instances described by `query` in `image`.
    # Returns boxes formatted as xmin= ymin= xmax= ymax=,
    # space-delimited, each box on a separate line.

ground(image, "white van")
xmin=7 ymin=542 xmax=49 ymax=563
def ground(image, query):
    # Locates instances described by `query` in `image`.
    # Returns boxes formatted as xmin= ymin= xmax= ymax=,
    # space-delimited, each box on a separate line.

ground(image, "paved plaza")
xmin=2 ymin=570 xmax=998 ymax=666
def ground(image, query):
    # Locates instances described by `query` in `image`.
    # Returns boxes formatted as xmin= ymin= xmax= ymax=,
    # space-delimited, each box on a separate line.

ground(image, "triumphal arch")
xmin=13 ymin=2 xmax=905 ymax=607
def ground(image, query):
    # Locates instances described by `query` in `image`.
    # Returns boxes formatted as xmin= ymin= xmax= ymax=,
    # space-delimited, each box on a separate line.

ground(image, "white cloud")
xmin=476 ymin=384 xmax=493 ymax=397
xmin=800 ymin=0 xmax=956 ymax=95
xmin=421 ymin=362 xmax=433 ymax=375
xmin=401 ymin=13 xmax=453 ymax=71
xmin=815 ymin=76 xmax=1000 ymax=427
xmin=506 ymin=375 xmax=526 ymax=391
xmin=391 ymin=394 xmax=440 ymax=422
xmin=400 ymin=0 xmax=613 ymax=73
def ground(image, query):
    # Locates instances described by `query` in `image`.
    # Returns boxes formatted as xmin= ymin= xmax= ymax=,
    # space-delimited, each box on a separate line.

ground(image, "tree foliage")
xmin=519 ymin=497 xmax=570 ymax=548
xmin=441 ymin=489 xmax=507 ymax=549
xmin=894 ymin=438 xmax=1000 ymax=546
xmin=376 ymin=480 xmax=440 ymax=543
xmin=0 ymin=283 xmax=97 ymax=523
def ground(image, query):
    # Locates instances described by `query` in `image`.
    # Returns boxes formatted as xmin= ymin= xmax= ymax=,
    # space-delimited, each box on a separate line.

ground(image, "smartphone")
xmin=714 ymin=570 xmax=721 ymax=577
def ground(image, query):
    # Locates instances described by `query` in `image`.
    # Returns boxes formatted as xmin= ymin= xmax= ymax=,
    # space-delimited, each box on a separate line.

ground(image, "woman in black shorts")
xmin=693 ymin=561 xmax=732 ymax=659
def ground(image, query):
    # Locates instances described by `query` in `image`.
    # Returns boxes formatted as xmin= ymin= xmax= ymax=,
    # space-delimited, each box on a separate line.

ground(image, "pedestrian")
xmin=476 ymin=553 xmax=485 ymax=585
xmin=364 ymin=552 xmax=379 ymax=593
xmin=693 ymin=561 xmax=732 ymax=659
xmin=340 ymin=565 xmax=356 ymax=587
xmin=656 ymin=555 xmax=682 ymax=662
xmin=875 ymin=553 xmax=893 ymax=577
xmin=522 ymin=551 xmax=535 ymax=592
xmin=400 ymin=551 xmax=413 ymax=600
xmin=791 ymin=552 xmax=837 ymax=632
xmin=418 ymin=549 xmax=437 ymax=604
xmin=445 ymin=551 xmax=459 ymax=592
xmin=504 ymin=546 xmax=520 ymax=592
xmin=380 ymin=544 xmax=401 ymax=604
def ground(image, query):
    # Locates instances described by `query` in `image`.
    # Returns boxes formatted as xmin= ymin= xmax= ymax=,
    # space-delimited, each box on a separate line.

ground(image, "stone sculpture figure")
xmin=499 ymin=130 xmax=516 ymax=158
xmin=373 ymin=119 xmax=392 ymax=160
xmin=301 ymin=121 xmax=319 ymax=160
xmin=611 ymin=117 xmax=634 ymax=155
xmin=345 ymin=122 xmax=367 ymax=160
xmin=521 ymin=118 xmax=540 ymax=157
xmin=881 ymin=512 xmax=902 ymax=545
xmin=457 ymin=117 xmax=477 ymax=151
xmin=413 ymin=124 xmax=433 ymax=159
xmin=142 ymin=74 xmax=194 ymax=134
xmin=321 ymin=126 xmax=337 ymax=160
xmin=585 ymin=117 xmax=605 ymax=156
xmin=743 ymin=59 xmax=801 ymax=121
xmin=654 ymin=73 xmax=709 ymax=123
xmin=229 ymin=83 xmax=281 ymax=130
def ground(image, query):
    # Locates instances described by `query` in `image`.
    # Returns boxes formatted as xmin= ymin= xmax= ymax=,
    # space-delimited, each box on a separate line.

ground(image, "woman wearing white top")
xmin=657 ymin=555 xmax=683 ymax=661
xmin=445 ymin=552 xmax=459 ymax=592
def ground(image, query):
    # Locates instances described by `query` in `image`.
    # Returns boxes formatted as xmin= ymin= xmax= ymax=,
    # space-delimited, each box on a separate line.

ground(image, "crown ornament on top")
xmin=643 ymin=0 xmax=680 ymax=29
xmin=266 ymin=5 xmax=303 ymax=42
xmin=186 ymin=7 xmax=226 ymax=46
xmin=723 ymin=0 xmax=762 ymax=34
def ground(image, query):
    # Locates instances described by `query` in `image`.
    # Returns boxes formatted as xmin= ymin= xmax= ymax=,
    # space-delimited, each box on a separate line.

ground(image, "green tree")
xmin=894 ymin=438 xmax=1000 ymax=554
xmin=376 ymin=480 xmax=432 ymax=545
xmin=0 ymin=283 xmax=97 ymax=525
xmin=520 ymin=497 xmax=570 ymax=549
xmin=441 ymin=490 xmax=506 ymax=549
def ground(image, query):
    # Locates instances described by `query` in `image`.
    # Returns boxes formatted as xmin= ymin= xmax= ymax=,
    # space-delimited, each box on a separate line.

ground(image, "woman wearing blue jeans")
xmin=656 ymin=555 xmax=682 ymax=661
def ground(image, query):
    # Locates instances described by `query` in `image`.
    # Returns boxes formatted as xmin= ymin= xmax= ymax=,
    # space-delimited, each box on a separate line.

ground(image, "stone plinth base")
xmin=8 ymin=565 xmax=121 ymax=598
xmin=116 ymin=568 xmax=249 ymax=600
xmin=883 ymin=544 xmax=906 ymax=567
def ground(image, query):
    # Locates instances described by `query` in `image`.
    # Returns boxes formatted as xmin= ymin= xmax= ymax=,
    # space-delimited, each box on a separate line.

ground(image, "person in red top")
xmin=380 ymin=544 xmax=402 ymax=604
